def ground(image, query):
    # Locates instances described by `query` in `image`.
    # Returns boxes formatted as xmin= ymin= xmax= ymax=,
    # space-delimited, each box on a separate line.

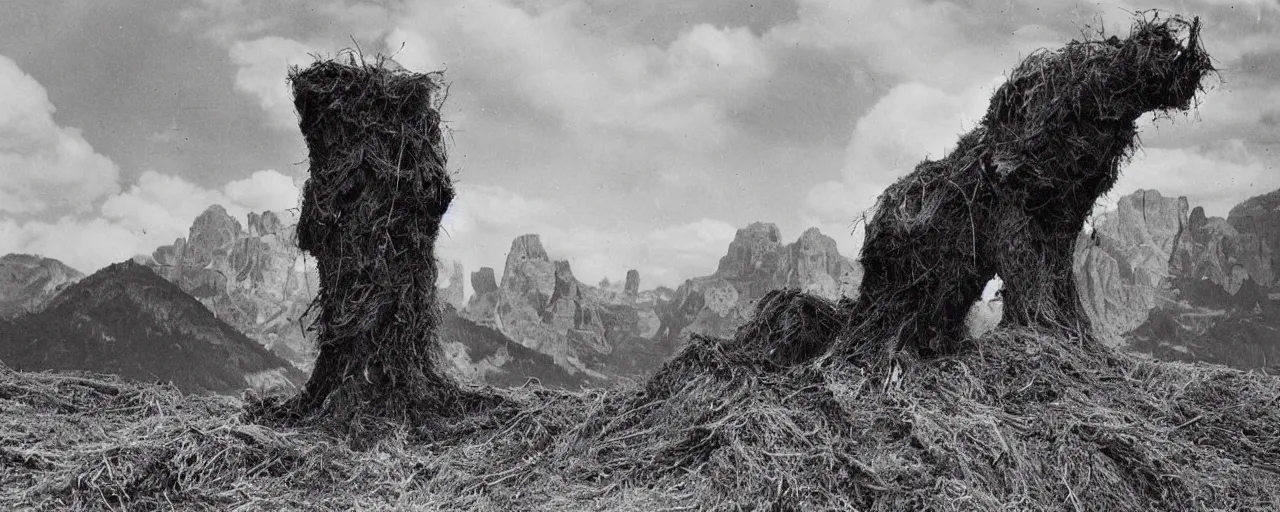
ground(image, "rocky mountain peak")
xmin=657 ymin=223 xmax=859 ymax=349
xmin=781 ymin=226 xmax=859 ymax=299
xmin=247 ymin=210 xmax=287 ymax=237
xmin=461 ymin=233 xmax=668 ymax=377
xmin=142 ymin=204 xmax=319 ymax=371
xmin=1169 ymin=204 xmax=1271 ymax=295
xmin=1188 ymin=206 xmax=1208 ymax=231
xmin=1227 ymin=189 xmax=1280 ymax=290
xmin=1076 ymin=187 xmax=1280 ymax=354
xmin=625 ymin=269 xmax=640 ymax=295
xmin=1074 ymin=190 xmax=1190 ymax=341
xmin=1228 ymin=188 xmax=1280 ymax=220
xmin=798 ymin=226 xmax=826 ymax=242
xmin=1107 ymin=189 xmax=1188 ymax=251
xmin=501 ymin=234 xmax=558 ymax=309
xmin=189 ymin=204 xmax=243 ymax=248
xmin=553 ymin=260 xmax=575 ymax=281
xmin=1 ymin=254 xmax=50 ymax=266
xmin=472 ymin=267 xmax=499 ymax=295
xmin=791 ymin=227 xmax=837 ymax=254
xmin=508 ymin=234 xmax=550 ymax=265
xmin=549 ymin=261 xmax=581 ymax=311
xmin=716 ymin=222 xmax=783 ymax=279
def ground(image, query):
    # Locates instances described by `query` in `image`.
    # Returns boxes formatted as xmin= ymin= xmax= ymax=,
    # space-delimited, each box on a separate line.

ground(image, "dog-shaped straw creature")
xmin=845 ymin=15 xmax=1213 ymax=355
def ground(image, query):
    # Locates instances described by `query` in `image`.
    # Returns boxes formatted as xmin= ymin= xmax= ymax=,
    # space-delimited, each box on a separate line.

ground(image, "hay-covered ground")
xmin=3 ymin=325 xmax=1279 ymax=511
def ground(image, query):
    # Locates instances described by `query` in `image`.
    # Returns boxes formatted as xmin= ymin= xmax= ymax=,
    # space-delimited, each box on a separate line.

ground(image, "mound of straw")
xmin=644 ymin=289 xmax=843 ymax=391
xmin=7 ymin=326 xmax=1280 ymax=510
xmin=847 ymin=14 xmax=1213 ymax=356
xmin=252 ymin=52 xmax=503 ymax=439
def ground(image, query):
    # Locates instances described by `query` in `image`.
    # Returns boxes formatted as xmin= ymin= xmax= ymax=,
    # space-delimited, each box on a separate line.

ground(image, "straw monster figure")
xmin=257 ymin=54 xmax=503 ymax=436
xmin=848 ymin=15 xmax=1213 ymax=355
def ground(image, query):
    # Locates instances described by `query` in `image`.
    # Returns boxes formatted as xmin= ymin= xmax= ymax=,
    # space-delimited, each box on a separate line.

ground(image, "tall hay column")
xmin=842 ymin=15 xmax=1213 ymax=357
xmin=284 ymin=57 xmax=489 ymax=431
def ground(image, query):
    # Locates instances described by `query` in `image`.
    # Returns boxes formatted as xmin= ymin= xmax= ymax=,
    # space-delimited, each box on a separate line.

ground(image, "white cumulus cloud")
xmin=1109 ymin=140 xmax=1280 ymax=217
xmin=3 ymin=166 xmax=301 ymax=274
xmin=387 ymin=0 xmax=773 ymax=145
xmin=223 ymin=169 xmax=303 ymax=212
xmin=0 ymin=54 xmax=121 ymax=216
xmin=229 ymin=36 xmax=316 ymax=130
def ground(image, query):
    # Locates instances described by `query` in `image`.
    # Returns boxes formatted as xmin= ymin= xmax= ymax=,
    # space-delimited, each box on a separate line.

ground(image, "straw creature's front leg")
xmin=853 ymin=228 xmax=992 ymax=354
xmin=991 ymin=222 xmax=1089 ymax=331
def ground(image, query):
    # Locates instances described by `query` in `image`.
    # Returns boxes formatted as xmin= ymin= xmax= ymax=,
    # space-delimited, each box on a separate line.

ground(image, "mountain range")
xmin=654 ymin=223 xmax=862 ymax=348
xmin=1074 ymin=189 xmax=1280 ymax=370
xmin=2 ymin=186 xmax=1278 ymax=395
xmin=458 ymin=224 xmax=861 ymax=380
xmin=0 ymin=260 xmax=305 ymax=394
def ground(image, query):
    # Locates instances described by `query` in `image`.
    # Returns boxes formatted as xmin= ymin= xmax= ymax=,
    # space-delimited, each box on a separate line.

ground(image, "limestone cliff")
xmin=138 ymin=205 xmax=568 ymax=386
xmin=624 ymin=269 xmax=640 ymax=296
xmin=1073 ymin=188 xmax=1280 ymax=369
xmin=462 ymin=235 xmax=648 ymax=376
xmin=141 ymin=205 xmax=320 ymax=371
xmin=1225 ymin=190 xmax=1280 ymax=290
xmin=1072 ymin=190 xmax=1189 ymax=342
xmin=1171 ymin=207 xmax=1272 ymax=295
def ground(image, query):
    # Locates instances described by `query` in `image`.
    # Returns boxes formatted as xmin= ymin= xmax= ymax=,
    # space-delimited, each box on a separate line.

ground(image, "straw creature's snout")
xmin=1099 ymin=15 xmax=1214 ymax=118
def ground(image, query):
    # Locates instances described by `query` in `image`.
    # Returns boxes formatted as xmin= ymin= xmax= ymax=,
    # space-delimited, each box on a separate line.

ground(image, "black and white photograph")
xmin=0 ymin=0 xmax=1278 ymax=509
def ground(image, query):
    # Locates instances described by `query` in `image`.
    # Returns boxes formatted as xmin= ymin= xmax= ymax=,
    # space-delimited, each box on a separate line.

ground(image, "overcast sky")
xmin=1 ymin=0 xmax=1277 ymax=294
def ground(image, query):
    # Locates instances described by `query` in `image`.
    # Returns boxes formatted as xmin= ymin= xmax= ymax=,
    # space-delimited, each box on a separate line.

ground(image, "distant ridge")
xmin=0 ymin=260 xmax=306 ymax=395
xmin=0 ymin=253 xmax=84 ymax=319
xmin=1073 ymin=187 xmax=1280 ymax=370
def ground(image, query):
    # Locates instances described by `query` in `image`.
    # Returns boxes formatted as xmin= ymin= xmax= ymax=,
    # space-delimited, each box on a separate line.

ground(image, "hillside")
xmin=0 ymin=317 xmax=19 ymax=344
xmin=0 ymin=261 xmax=306 ymax=395
xmin=438 ymin=303 xmax=595 ymax=389
xmin=0 ymin=254 xmax=83 ymax=319
xmin=141 ymin=206 xmax=320 ymax=372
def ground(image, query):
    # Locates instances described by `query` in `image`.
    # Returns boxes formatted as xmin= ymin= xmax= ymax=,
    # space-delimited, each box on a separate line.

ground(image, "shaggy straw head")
xmin=248 ymin=52 xmax=504 ymax=441
xmin=846 ymin=13 xmax=1214 ymax=357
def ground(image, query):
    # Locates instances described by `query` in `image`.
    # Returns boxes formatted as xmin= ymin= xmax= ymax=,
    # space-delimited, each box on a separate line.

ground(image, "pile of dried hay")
xmin=7 ymin=328 xmax=1280 ymax=510
xmin=248 ymin=52 xmax=504 ymax=440
xmin=642 ymin=288 xmax=843 ymax=396
xmin=732 ymin=289 xmax=844 ymax=367
xmin=846 ymin=13 xmax=1214 ymax=356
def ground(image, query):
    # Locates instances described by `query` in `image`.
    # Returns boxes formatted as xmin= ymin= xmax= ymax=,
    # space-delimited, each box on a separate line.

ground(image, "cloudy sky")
xmin=1 ymin=0 xmax=1277 ymax=295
